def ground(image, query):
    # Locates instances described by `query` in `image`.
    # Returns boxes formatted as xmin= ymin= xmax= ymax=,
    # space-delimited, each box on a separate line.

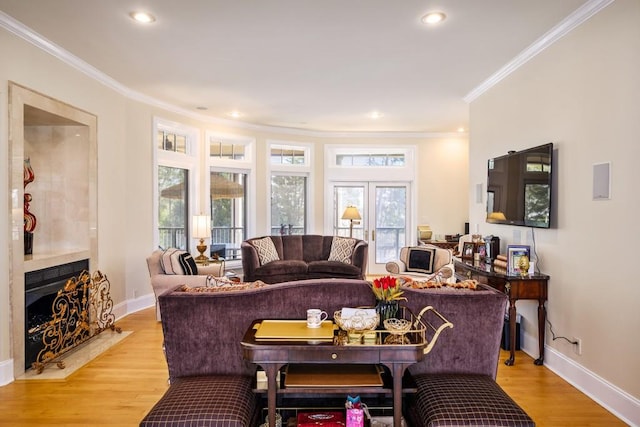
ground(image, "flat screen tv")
xmin=486 ymin=143 xmax=553 ymax=228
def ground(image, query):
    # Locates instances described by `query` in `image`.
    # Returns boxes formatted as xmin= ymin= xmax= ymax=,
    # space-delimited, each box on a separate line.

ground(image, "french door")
xmin=332 ymin=182 xmax=410 ymax=275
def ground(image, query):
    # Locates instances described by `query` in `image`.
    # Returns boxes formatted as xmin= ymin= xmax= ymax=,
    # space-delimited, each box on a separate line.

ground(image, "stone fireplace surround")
xmin=8 ymin=83 xmax=97 ymax=377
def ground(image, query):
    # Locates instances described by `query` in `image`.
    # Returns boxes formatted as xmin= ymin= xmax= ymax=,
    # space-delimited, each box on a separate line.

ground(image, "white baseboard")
xmin=521 ymin=332 xmax=639 ymax=426
xmin=0 ymin=358 xmax=14 ymax=386
xmin=113 ymin=293 xmax=155 ymax=320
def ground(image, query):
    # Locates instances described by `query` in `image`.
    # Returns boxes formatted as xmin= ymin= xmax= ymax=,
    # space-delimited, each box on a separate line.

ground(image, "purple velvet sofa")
xmin=241 ymin=235 xmax=368 ymax=283
xmin=140 ymin=279 xmax=532 ymax=427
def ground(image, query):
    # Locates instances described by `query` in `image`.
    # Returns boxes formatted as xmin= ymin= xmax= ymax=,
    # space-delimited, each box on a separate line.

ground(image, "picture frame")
xmin=507 ymin=245 xmax=531 ymax=275
xmin=476 ymin=243 xmax=487 ymax=259
xmin=462 ymin=241 xmax=476 ymax=260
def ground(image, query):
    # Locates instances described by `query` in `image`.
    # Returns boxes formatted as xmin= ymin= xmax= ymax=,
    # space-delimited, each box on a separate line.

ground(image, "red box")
xmin=297 ymin=411 xmax=345 ymax=427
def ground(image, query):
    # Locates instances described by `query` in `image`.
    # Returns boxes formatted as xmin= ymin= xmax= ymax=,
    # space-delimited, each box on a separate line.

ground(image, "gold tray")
xmin=254 ymin=320 xmax=335 ymax=341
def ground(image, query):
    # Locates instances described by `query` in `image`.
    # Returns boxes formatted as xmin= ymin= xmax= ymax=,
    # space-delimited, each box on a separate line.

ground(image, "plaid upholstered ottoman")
xmin=407 ymin=374 xmax=535 ymax=427
xmin=140 ymin=375 xmax=258 ymax=427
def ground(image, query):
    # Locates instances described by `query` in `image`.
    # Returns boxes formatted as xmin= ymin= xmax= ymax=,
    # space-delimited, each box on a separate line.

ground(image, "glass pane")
xmin=157 ymin=166 xmax=188 ymax=250
xmin=375 ymin=186 xmax=406 ymax=264
xmin=211 ymin=171 xmax=246 ymax=260
xmin=271 ymin=175 xmax=307 ymax=235
xmin=333 ymin=186 xmax=364 ymax=238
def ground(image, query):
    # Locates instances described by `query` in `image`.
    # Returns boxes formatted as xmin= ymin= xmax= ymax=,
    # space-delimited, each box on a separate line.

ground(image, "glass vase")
xmin=375 ymin=300 xmax=399 ymax=329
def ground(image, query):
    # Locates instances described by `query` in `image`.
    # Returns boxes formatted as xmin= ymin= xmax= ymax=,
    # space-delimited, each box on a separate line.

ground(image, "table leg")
xmin=505 ymin=299 xmax=517 ymax=366
xmin=534 ymin=299 xmax=546 ymax=365
xmin=387 ymin=363 xmax=407 ymax=427
xmin=262 ymin=363 xmax=284 ymax=427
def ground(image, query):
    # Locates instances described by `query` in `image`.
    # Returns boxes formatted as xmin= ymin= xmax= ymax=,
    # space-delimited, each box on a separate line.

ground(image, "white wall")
xmin=469 ymin=0 xmax=639 ymax=423
xmin=0 ymin=25 xmax=469 ymax=382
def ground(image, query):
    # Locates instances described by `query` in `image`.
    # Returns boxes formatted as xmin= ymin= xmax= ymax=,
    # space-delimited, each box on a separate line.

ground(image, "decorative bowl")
xmin=334 ymin=309 xmax=379 ymax=332
xmin=383 ymin=318 xmax=411 ymax=335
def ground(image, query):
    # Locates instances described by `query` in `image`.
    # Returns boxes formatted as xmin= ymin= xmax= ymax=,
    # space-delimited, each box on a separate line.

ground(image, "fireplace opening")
xmin=25 ymin=259 xmax=89 ymax=369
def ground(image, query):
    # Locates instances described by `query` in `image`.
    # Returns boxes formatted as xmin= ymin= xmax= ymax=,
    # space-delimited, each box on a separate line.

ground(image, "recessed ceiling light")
xmin=228 ymin=111 xmax=242 ymax=118
xmin=129 ymin=11 xmax=156 ymax=24
xmin=457 ymin=127 xmax=465 ymax=133
xmin=369 ymin=111 xmax=383 ymax=120
xmin=421 ymin=12 xmax=446 ymax=25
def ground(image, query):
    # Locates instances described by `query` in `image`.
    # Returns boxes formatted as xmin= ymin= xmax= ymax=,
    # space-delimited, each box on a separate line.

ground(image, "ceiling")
xmin=0 ymin=0 xmax=592 ymax=134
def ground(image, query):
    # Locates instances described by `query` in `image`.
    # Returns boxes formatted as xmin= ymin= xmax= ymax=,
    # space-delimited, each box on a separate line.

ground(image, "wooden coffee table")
xmin=241 ymin=314 xmax=452 ymax=427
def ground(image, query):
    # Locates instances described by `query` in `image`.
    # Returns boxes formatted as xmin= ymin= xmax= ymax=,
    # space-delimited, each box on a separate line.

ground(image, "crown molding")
xmin=464 ymin=0 xmax=615 ymax=103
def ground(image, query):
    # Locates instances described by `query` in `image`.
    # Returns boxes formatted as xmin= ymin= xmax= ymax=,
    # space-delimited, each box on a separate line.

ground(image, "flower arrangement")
xmin=371 ymin=276 xmax=406 ymax=302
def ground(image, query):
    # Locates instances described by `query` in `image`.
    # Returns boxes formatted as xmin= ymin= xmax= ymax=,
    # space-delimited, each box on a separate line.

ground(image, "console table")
xmin=241 ymin=315 xmax=451 ymax=427
xmin=454 ymin=259 xmax=549 ymax=366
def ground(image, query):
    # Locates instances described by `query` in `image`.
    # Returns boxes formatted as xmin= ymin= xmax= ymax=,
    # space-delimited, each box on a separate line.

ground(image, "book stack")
xmin=493 ymin=254 xmax=508 ymax=274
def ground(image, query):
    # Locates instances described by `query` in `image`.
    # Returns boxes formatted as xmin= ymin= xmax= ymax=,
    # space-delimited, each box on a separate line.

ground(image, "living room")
xmin=0 ymin=1 xmax=638 ymax=426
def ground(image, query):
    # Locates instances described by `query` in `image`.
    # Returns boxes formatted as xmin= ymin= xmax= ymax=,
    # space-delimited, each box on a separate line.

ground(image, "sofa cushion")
xmin=139 ymin=375 xmax=257 ymax=427
xmin=406 ymin=246 xmax=436 ymax=274
xmin=410 ymin=373 xmax=535 ymax=427
xmin=178 ymin=252 xmax=198 ymax=275
xmin=251 ymin=237 xmax=280 ymax=265
xmin=160 ymin=248 xmax=188 ymax=275
xmin=328 ymin=236 xmax=356 ymax=264
xmin=308 ymin=260 xmax=362 ymax=277
xmin=256 ymin=260 xmax=308 ymax=276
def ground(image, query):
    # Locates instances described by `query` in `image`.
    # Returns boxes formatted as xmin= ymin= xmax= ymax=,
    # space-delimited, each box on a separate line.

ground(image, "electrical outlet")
xmin=573 ymin=337 xmax=582 ymax=355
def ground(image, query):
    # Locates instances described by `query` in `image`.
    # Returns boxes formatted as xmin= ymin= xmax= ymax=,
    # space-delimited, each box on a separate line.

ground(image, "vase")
xmin=375 ymin=300 xmax=399 ymax=329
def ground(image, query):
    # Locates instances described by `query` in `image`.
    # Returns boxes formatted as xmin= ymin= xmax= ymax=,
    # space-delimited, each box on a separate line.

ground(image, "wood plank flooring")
xmin=0 ymin=307 xmax=624 ymax=426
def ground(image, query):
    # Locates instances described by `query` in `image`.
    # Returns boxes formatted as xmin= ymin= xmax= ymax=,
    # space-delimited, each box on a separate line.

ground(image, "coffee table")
xmin=241 ymin=312 xmax=452 ymax=427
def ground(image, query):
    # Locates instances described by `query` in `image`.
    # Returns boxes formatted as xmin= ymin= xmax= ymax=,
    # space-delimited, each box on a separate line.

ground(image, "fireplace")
xmin=24 ymin=259 xmax=90 ymax=369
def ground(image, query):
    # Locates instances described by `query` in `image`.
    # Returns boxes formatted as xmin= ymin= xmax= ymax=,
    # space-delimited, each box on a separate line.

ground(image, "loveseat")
xmin=241 ymin=235 xmax=368 ymax=283
xmin=140 ymin=278 xmax=533 ymax=427
xmin=146 ymin=249 xmax=224 ymax=320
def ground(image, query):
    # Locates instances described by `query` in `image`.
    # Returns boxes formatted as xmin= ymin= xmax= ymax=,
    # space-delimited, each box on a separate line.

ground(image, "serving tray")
xmin=254 ymin=320 xmax=336 ymax=341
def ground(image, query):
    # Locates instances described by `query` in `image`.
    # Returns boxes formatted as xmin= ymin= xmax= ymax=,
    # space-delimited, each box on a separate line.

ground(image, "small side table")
xmin=195 ymin=257 xmax=225 ymax=276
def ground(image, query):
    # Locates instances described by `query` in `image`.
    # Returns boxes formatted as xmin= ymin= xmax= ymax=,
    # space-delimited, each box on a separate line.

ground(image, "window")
xmin=157 ymin=130 xmax=188 ymax=154
xmin=268 ymin=141 xmax=312 ymax=235
xmin=154 ymin=118 xmax=198 ymax=251
xmin=336 ymin=152 xmax=405 ymax=167
xmin=271 ymin=175 xmax=307 ymax=235
xmin=157 ymin=166 xmax=188 ymax=249
xmin=210 ymin=171 xmax=247 ymax=260
xmin=207 ymin=132 xmax=255 ymax=261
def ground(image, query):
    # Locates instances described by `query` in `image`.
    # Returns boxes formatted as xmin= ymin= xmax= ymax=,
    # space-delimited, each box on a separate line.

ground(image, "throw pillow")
xmin=406 ymin=247 xmax=436 ymax=274
xmin=250 ymin=237 xmax=280 ymax=265
xmin=328 ymin=236 xmax=356 ymax=264
xmin=160 ymin=248 xmax=182 ymax=275
xmin=178 ymin=252 xmax=198 ymax=275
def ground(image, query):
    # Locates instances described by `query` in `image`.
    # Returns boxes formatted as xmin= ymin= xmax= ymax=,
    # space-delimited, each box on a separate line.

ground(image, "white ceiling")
xmin=1 ymin=0 xmax=596 ymax=134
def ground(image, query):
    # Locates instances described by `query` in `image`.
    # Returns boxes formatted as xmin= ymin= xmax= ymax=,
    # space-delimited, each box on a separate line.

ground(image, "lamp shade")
xmin=192 ymin=215 xmax=211 ymax=239
xmin=341 ymin=206 xmax=361 ymax=220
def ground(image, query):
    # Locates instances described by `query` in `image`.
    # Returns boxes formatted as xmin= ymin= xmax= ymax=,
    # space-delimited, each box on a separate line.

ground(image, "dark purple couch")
xmin=140 ymin=279 xmax=519 ymax=427
xmin=241 ymin=235 xmax=368 ymax=283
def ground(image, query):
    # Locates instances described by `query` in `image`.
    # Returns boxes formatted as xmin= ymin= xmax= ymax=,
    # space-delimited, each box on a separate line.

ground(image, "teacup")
xmin=306 ymin=309 xmax=328 ymax=328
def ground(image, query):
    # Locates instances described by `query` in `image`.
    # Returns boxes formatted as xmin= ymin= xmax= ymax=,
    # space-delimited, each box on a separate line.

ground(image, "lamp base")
xmin=195 ymin=240 xmax=208 ymax=261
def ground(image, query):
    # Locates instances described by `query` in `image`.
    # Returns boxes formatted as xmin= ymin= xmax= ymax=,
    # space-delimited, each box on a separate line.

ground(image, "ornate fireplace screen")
xmin=31 ymin=270 xmax=121 ymax=374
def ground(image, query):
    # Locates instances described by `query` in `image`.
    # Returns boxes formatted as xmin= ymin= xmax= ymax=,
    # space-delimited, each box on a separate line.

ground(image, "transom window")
xmin=210 ymin=140 xmax=246 ymax=160
xmin=270 ymin=145 xmax=307 ymax=165
xmin=157 ymin=130 xmax=188 ymax=154
xmin=336 ymin=152 xmax=405 ymax=167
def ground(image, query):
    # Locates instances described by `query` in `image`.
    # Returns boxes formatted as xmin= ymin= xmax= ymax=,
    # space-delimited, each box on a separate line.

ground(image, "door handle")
xmin=372 ymin=230 xmax=375 ymax=241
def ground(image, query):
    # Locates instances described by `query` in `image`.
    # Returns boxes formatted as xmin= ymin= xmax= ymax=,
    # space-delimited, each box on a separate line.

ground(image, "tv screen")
xmin=486 ymin=143 xmax=553 ymax=228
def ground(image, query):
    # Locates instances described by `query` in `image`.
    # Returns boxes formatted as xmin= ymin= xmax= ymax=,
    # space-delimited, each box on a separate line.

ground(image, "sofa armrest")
xmin=241 ymin=241 xmax=261 ymax=281
xmin=351 ymin=240 xmax=368 ymax=277
xmin=385 ymin=259 xmax=407 ymax=274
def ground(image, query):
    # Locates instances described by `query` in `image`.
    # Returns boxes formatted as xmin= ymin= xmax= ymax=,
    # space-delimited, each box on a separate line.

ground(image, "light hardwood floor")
xmin=0 ymin=307 xmax=624 ymax=427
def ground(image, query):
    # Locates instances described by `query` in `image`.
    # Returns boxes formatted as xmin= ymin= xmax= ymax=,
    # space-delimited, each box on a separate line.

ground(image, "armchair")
xmin=385 ymin=244 xmax=455 ymax=283
xmin=146 ymin=249 xmax=224 ymax=320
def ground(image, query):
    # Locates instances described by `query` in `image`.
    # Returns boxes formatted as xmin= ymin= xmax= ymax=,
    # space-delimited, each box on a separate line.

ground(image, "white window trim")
xmin=267 ymin=140 xmax=314 ymax=235
xmin=153 ymin=117 xmax=201 ymax=253
xmin=206 ymin=131 xmax=256 ymax=247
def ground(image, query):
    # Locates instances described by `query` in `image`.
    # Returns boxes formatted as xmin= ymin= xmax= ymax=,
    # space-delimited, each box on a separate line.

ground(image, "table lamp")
xmin=341 ymin=206 xmax=361 ymax=238
xmin=192 ymin=215 xmax=212 ymax=261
